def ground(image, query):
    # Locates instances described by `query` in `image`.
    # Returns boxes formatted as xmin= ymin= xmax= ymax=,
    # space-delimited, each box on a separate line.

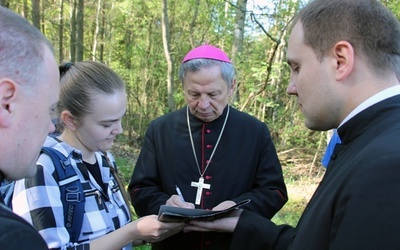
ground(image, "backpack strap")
xmin=41 ymin=147 xmax=85 ymax=243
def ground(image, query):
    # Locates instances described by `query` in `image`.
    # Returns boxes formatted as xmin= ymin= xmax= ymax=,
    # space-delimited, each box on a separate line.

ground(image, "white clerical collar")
xmin=339 ymin=85 xmax=400 ymax=128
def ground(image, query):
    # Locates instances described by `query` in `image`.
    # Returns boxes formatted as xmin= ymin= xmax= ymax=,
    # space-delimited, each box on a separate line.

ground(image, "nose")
xmin=286 ymin=80 xmax=297 ymax=95
xmin=112 ymin=121 xmax=123 ymax=135
xmin=197 ymin=95 xmax=210 ymax=109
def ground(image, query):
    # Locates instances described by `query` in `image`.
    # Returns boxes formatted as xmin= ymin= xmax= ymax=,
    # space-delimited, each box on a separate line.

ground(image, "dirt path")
xmin=286 ymin=181 xmax=319 ymax=202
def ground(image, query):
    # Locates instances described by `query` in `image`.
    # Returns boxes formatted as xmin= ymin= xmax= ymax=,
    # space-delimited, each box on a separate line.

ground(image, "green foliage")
xmin=382 ymin=0 xmax=400 ymax=19
xmin=115 ymin=156 xmax=133 ymax=183
xmin=5 ymin=0 xmax=339 ymax=153
xmin=271 ymin=197 xmax=307 ymax=227
xmin=135 ymin=245 xmax=151 ymax=250
xmin=8 ymin=0 xmax=399 ymax=136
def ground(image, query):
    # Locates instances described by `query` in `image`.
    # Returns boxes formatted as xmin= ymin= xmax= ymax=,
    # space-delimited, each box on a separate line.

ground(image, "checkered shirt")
xmin=12 ymin=136 xmax=132 ymax=250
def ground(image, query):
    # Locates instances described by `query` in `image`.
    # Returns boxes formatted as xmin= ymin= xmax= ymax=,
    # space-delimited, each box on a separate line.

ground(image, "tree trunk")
xmin=99 ymin=0 xmax=106 ymax=62
xmin=92 ymin=0 xmax=101 ymax=61
xmin=231 ymin=0 xmax=247 ymax=103
xmin=58 ymin=0 xmax=64 ymax=63
xmin=232 ymin=0 xmax=247 ymax=58
xmin=161 ymin=0 xmax=175 ymax=112
xmin=70 ymin=0 xmax=77 ymax=62
xmin=76 ymin=0 xmax=84 ymax=61
xmin=31 ymin=0 xmax=40 ymax=30
xmin=189 ymin=0 xmax=200 ymax=47
xmin=23 ymin=0 xmax=28 ymax=17
xmin=0 ymin=0 xmax=9 ymax=7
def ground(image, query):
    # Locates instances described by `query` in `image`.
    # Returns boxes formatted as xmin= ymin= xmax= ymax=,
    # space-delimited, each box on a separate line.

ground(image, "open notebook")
xmin=157 ymin=199 xmax=251 ymax=223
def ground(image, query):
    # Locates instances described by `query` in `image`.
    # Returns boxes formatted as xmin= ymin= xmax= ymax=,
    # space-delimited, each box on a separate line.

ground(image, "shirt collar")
xmin=339 ymin=85 xmax=400 ymax=127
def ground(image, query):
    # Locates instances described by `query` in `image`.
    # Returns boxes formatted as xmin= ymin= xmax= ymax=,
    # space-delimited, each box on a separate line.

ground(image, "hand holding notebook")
xmin=158 ymin=199 xmax=251 ymax=223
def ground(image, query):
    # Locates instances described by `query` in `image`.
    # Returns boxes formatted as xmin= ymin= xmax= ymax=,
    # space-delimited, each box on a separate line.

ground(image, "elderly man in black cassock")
xmin=128 ymin=44 xmax=287 ymax=250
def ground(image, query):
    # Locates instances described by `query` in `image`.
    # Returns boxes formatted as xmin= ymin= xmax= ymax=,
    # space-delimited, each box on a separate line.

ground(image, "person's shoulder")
xmin=42 ymin=136 xmax=77 ymax=159
xmin=0 ymin=204 xmax=26 ymax=226
xmin=37 ymin=137 xmax=78 ymax=175
xmin=150 ymin=107 xmax=186 ymax=125
xmin=0 ymin=205 xmax=48 ymax=249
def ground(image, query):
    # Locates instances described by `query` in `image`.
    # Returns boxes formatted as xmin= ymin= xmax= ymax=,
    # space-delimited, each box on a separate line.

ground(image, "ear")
xmin=60 ymin=110 xmax=78 ymax=131
xmin=0 ymin=79 xmax=18 ymax=128
xmin=332 ymin=41 xmax=354 ymax=81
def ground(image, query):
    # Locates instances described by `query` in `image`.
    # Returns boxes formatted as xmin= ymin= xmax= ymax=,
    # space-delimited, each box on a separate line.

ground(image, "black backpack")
xmin=0 ymin=146 xmax=85 ymax=242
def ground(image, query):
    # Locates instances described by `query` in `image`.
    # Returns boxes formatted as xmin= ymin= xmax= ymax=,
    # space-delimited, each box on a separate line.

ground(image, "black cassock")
xmin=129 ymin=105 xmax=287 ymax=250
xmin=231 ymin=94 xmax=400 ymax=250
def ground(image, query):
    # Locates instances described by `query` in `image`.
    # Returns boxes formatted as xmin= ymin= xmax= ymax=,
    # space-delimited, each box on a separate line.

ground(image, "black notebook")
xmin=157 ymin=199 xmax=251 ymax=223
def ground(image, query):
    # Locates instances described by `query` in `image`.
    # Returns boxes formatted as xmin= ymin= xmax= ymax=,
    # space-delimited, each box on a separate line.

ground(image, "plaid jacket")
xmin=12 ymin=136 xmax=132 ymax=250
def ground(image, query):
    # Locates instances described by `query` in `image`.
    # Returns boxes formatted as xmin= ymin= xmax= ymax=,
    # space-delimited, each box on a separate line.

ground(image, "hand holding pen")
xmin=175 ymin=185 xmax=185 ymax=202
xmin=167 ymin=185 xmax=194 ymax=209
xmin=170 ymin=185 xmax=194 ymax=208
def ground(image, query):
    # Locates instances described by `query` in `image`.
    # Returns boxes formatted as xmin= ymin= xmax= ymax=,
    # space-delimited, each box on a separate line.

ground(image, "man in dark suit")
xmin=184 ymin=0 xmax=400 ymax=249
xmin=0 ymin=6 xmax=60 ymax=249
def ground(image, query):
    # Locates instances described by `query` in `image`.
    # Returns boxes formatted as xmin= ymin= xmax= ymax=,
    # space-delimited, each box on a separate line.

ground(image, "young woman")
xmin=12 ymin=61 xmax=183 ymax=250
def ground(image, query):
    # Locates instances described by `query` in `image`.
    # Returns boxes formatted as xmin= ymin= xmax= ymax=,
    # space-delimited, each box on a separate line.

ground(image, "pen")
xmin=175 ymin=185 xmax=185 ymax=202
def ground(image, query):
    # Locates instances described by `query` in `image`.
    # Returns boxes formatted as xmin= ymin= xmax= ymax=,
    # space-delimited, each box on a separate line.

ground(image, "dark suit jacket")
xmin=0 ymin=201 xmax=48 ymax=249
xmin=231 ymin=94 xmax=400 ymax=250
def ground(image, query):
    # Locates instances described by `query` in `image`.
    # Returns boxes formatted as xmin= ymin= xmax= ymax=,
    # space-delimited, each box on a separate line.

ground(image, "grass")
xmin=271 ymin=193 xmax=309 ymax=227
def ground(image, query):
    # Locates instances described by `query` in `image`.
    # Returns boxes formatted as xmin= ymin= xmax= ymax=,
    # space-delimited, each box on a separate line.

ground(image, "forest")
xmin=3 ymin=0 xmax=400 ymax=177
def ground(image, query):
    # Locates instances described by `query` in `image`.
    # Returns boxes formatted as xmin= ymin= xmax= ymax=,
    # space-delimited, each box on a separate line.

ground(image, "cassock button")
xmin=206 ymin=160 xmax=212 ymax=164
xmin=205 ymin=191 xmax=212 ymax=195
xmin=205 ymin=175 xmax=212 ymax=180
xmin=206 ymin=144 xmax=213 ymax=149
xmin=206 ymin=129 xmax=211 ymax=134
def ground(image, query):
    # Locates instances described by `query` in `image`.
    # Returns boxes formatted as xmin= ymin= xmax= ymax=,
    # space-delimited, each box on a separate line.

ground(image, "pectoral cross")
xmin=191 ymin=176 xmax=210 ymax=205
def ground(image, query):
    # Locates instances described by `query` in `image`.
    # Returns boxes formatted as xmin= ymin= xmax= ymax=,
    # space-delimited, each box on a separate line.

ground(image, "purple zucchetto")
xmin=182 ymin=45 xmax=231 ymax=63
